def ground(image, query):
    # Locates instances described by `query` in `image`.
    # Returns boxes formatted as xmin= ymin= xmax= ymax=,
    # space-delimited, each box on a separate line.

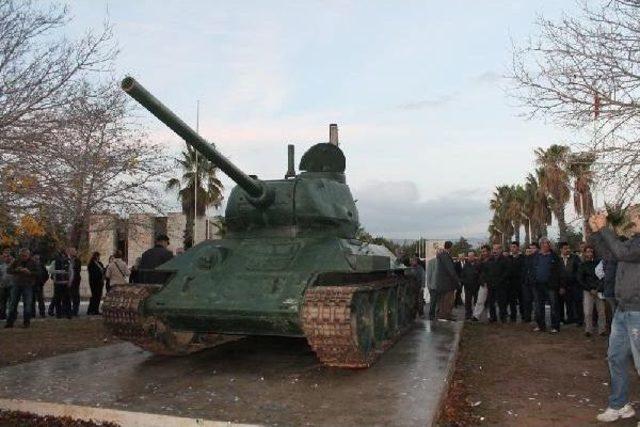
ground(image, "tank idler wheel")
xmin=103 ymin=284 xmax=237 ymax=356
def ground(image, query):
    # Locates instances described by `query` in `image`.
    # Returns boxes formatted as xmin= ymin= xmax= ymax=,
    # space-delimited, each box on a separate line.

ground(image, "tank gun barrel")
xmin=121 ymin=76 xmax=269 ymax=202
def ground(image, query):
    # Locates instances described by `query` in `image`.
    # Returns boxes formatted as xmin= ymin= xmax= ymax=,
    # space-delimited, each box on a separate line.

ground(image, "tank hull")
xmin=141 ymin=236 xmax=394 ymax=336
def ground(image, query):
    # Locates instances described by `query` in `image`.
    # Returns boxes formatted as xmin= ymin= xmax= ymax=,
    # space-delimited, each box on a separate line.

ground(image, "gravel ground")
xmin=438 ymin=320 xmax=640 ymax=426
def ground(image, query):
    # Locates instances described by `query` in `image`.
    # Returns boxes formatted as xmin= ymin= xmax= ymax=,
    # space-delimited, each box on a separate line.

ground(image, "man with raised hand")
xmin=591 ymin=212 xmax=640 ymax=423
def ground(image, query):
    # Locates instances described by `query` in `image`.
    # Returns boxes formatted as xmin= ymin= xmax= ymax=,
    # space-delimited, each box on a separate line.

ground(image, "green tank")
xmin=103 ymin=77 xmax=420 ymax=368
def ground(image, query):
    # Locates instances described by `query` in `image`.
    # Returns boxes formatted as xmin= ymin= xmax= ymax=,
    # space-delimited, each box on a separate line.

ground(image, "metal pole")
xmin=194 ymin=100 xmax=199 ymax=245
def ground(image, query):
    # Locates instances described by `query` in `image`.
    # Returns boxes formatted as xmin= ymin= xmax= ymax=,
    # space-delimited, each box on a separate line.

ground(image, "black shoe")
xmin=23 ymin=321 xmax=30 ymax=328
xmin=4 ymin=323 xmax=13 ymax=328
xmin=471 ymin=317 xmax=479 ymax=322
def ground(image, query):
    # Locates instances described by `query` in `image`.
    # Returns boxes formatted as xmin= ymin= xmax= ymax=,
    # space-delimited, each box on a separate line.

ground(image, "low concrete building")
xmin=88 ymin=212 xmax=220 ymax=266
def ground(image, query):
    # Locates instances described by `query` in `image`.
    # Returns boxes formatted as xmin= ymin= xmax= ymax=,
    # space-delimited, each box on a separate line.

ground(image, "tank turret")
xmin=122 ymin=77 xmax=359 ymax=238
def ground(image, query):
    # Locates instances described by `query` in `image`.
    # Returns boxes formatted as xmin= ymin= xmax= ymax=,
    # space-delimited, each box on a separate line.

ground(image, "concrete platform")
xmin=0 ymin=319 xmax=462 ymax=427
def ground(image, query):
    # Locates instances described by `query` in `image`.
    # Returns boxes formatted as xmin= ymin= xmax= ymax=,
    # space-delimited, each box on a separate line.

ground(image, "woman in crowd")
xmin=105 ymin=250 xmax=129 ymax=287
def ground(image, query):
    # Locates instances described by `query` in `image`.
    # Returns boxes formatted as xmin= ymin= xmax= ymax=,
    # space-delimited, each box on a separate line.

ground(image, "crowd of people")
xmin=423 ymin=237 xmax=614 ymax=336
xmin=0 ymin=234 xmax=174 ymax=328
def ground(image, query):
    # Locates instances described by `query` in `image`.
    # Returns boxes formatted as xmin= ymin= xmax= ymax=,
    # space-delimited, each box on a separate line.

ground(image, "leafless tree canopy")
xmin=511 ymin=0 xmax=640 ymax=205
xmin=0 ymin=0 xmax=115 ymax=149
xmin=11 ymin=81 xmax=170 ymax=244
xmin=0 ymin=1 xmax=169 ymax=247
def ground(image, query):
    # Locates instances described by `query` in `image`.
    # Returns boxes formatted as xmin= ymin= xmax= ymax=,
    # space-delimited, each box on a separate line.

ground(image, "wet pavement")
xmin=0 ymin=319 xmax=461 ymax=426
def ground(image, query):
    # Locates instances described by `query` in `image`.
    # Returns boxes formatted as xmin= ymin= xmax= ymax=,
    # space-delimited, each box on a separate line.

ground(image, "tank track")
xmin=301 ymin=276 xmax=419 ymax=368
xmin=103 ymin=284 xmax=233 ymax=355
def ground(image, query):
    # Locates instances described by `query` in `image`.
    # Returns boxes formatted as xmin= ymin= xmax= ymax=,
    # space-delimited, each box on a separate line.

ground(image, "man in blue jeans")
xmin=591 ymin=212 xmax=640 ymax=422
xmin=533 ymin=237 xmax=562 ymax=333
xmin=5 ymin=248 xmax=38 ymax=328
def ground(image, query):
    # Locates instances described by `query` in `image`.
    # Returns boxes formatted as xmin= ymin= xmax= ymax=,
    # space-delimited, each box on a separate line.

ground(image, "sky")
xmin=65 ymin=0 xmax=581 ymax=239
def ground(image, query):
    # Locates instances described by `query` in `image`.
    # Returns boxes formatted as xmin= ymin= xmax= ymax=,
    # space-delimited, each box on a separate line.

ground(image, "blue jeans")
xmin=6 ymin=285 xmax=33 ymax=325
xmin=608 ymin=310 xmax=640 ymax=409
xmin=534 ymin=284 xmax=560 ymax=330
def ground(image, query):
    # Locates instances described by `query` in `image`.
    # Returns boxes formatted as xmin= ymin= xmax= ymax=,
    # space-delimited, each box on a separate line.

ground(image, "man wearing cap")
xmin=137 ymin=234 xmax=174 ymax=284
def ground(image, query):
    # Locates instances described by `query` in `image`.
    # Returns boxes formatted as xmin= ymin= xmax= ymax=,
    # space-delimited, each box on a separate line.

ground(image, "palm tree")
xmin=166 ymin=146 xmax=224 ymax=247
xmin=535 ymin=144 xmax=572 ymax=241
xmin=489 ymin=185 xmax=515 ymax=246
xmin=506 ymin=184 xmax=526 ymax=244
xmin=523 ymin=170 xmax=553 ymax=242
xmin=568 ymin=151 xmax=596 ymax=238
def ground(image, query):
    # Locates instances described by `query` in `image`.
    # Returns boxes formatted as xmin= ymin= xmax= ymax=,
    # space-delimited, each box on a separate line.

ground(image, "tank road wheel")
xmin=371 ymin=290 xmax=388 ymax=348
xmin=301 ymin=278 xmax=417 ymax=368
xmin=351 ymin=292 xmax=374 ymax=361
xmin=396 ymin=283 xmax=408 ymax=328
xmin=385 ymin=287 xmax=398 ymax=339
xmin=404 ymin=283 xmax=417 ymax=322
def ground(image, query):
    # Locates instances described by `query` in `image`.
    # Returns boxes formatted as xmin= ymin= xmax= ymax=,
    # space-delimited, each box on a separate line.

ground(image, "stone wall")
xmin=127 ymin=213 xmax=154 ymax=265
xmin=166 ymin=213 xmax=187 ymax=254
xmin=88 ymin=212 xmax=219 ymax=267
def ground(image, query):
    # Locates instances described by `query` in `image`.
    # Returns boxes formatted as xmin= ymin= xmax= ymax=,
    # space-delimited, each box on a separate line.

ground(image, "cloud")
xmin=396 ymin=93 xmax=457 ymax=111
xmin=354 ymin=180 xmax=490 ymax=239
xmin=472 ymin=71 xmax=502 ymax=86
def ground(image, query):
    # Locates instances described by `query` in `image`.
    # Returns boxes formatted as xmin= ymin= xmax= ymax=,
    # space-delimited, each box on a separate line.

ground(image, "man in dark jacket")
xmin=434 ymin=241 xmax=460 ymax=321
xmin=5 ymin=248 xmax=38 ymax=328
xmin=138 ymin=234 xmax=174 ymax=284
xmin=559 ymin=242 xmax=583 ymax=326
xmin=533 ymin=237 xmax=562 ymax=333
xmin=577 ymin=245 xmax=605 ymax=336
xmin=483 ymin=243 xmax=510 ymax=323
xmin=591 ymin=213 xmax=640 ymax=422
xmin=521 ymin=243 xmax=539 ymax=323
xmin=31 ymin=254 xmax=48 ymax=318
xmin=51 ymin=249 xmax=72 ymax=319
xmin=507 ymin=242 xmax=525 ymax=322
xmin=460 ymin=251 xmax=480 ymax=320
xmin=67 ymin=247 xmax=81 ymax=316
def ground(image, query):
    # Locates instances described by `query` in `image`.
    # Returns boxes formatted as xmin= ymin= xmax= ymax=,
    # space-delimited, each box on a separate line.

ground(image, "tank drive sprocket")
xmin=301 ymin=276 xmax=418 ymax=368
xmin=103 ymin=285 xmax=233 ymax=355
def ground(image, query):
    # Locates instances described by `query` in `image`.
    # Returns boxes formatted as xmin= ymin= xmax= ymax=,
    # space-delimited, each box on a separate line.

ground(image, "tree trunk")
xmin=524 ymin=220 xmax=531 ymax=246
xmin=582 ymin=218 xmax=591 ymax=241
xmin=68 ymin=218 xmax=85 ymax=250
xmin=554 ymin=206 xmax=568 ymax=241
